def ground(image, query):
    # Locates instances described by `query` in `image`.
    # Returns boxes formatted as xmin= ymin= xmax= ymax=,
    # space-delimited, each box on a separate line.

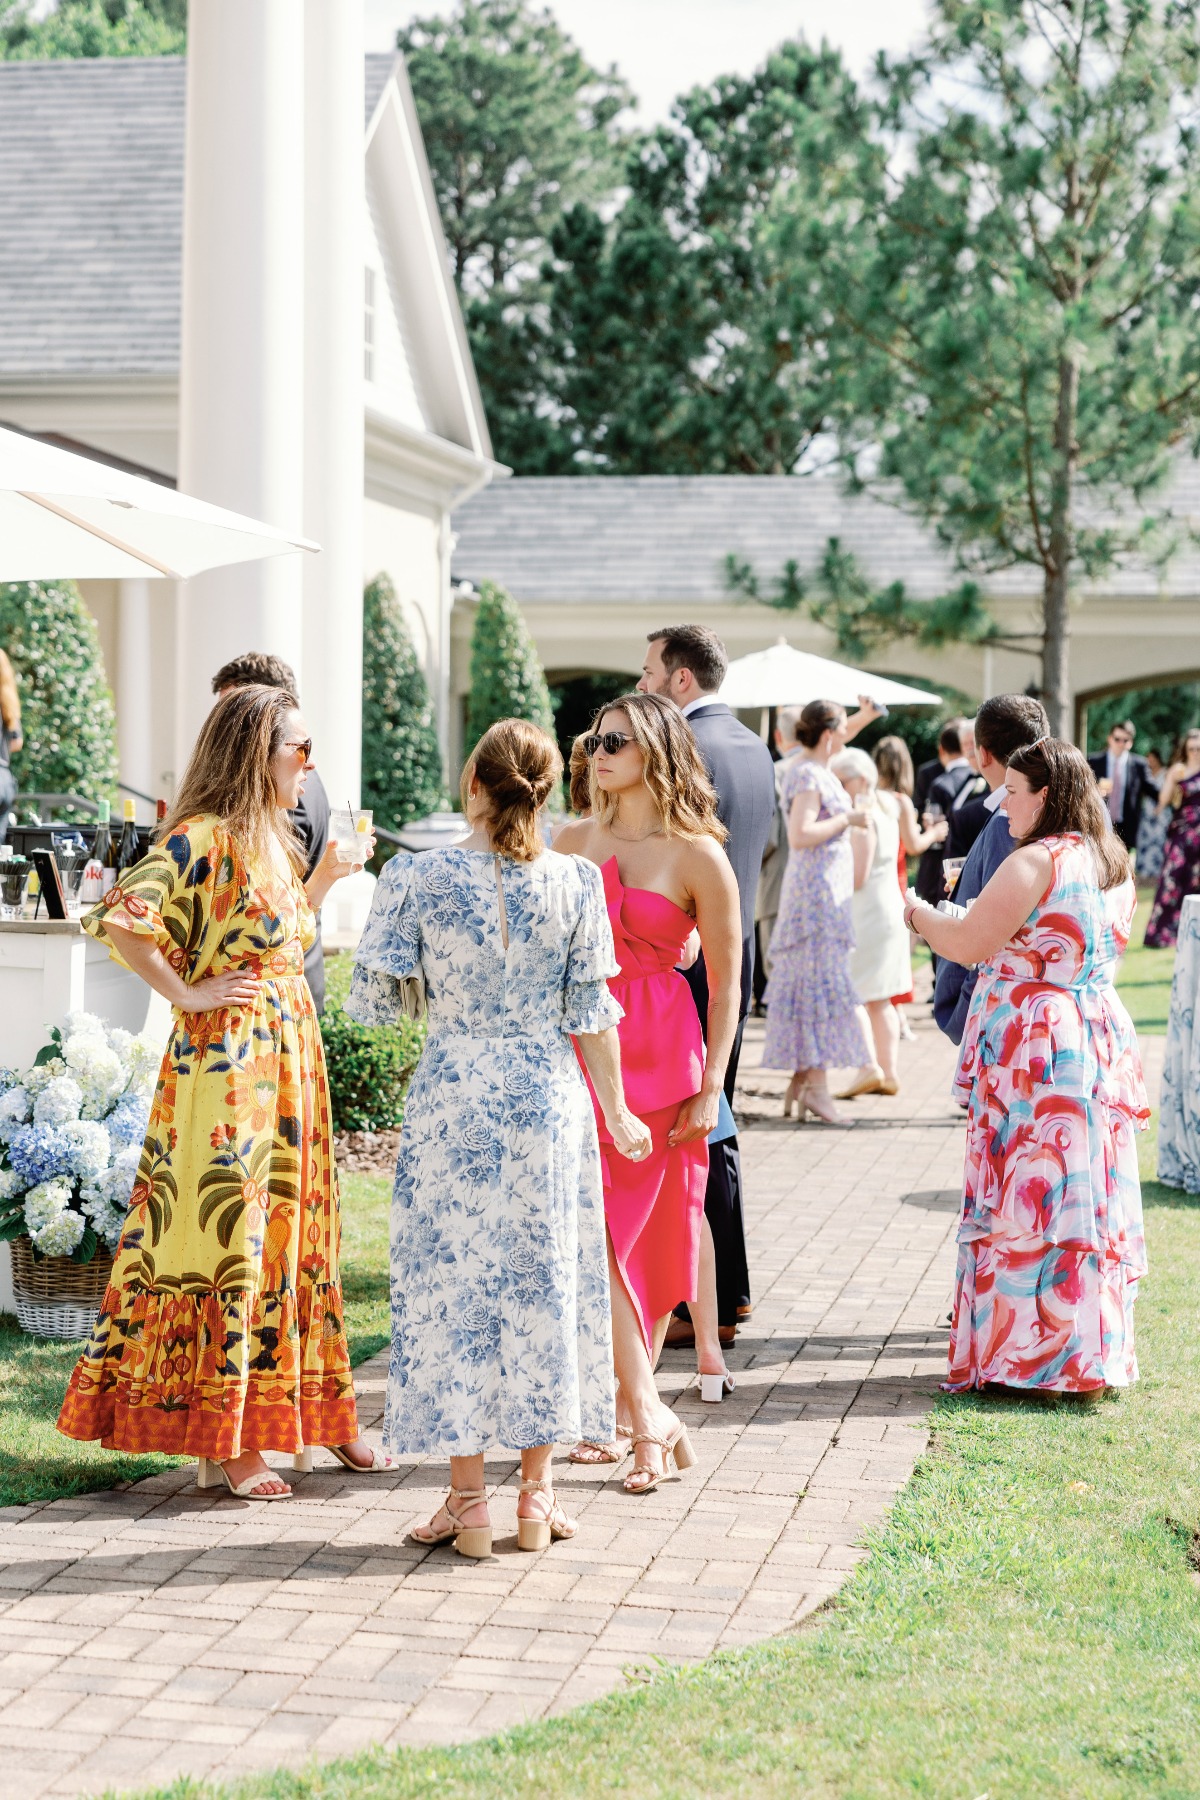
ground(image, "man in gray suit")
xmin=639 ymin=624 xmax=777 ymax=1342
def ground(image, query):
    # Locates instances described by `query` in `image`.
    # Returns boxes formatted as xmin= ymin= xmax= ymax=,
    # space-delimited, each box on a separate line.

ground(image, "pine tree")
xmin=465 ymin=579 xmax=555 ymax=748
xmin=360 ymin=574 xmax=445 ymax=827
xmin=0 ymin=581 xmax=118 ymax=801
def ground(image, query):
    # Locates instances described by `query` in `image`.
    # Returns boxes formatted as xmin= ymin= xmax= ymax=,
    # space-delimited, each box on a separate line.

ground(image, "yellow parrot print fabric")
xmin=57 ymin=815 xmax=358 ymax=1458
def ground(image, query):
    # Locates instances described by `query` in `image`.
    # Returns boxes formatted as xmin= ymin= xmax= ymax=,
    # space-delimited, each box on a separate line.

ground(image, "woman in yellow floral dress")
xmin=58 ymin=684 xmax=386 ymax=1499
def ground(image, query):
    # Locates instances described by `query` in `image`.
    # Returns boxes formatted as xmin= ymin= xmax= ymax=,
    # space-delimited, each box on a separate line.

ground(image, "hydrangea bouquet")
xmin=0 ymin=1012 xmax=160 ymax=1263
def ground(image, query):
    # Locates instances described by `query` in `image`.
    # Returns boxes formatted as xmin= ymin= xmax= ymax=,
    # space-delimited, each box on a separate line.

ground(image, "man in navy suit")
xmin=639 ymin=624 xmax=776 ymax=1342
xmin=933 ymin=692 xmax=1049 ymax=1043
xmin=1087 ymin=720 xmax=1151 ymax=851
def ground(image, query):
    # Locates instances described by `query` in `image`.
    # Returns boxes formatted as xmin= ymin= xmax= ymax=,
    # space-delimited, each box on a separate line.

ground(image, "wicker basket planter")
xmin=10 ymin=1234 xmax=112 ymax=1339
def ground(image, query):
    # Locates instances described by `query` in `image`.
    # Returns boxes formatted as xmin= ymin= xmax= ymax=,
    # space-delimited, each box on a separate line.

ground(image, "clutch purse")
xmin=398 ymin=971 xmax=426 ymax=1022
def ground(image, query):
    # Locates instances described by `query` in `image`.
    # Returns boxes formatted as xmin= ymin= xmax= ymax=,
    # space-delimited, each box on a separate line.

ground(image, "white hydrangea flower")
xmin=32 ymin=1208 xmax=86 ymax=1257
xmin=23 ymin=1177 xmax=72 ymax=1233
xmin=0 ymin=1168 xmax=21 ymax=1201
xmin=64 ymin=1011 xmax=107 ymax=1043
xmin=106 ymin=1026 xmax=134 ymax=1059
xmin=98 ymin=1142 xmax=142 ymax=1206
xmin=24 ymin=1058 xmax=66 ymax=1099
xmin=64 ymin=1039 xmax=125 ymax=1118
xmin=63 ymin=1119 xmax=111 ymax=1182
xmin=125 ymin=1031 xmax=164 ymax=1094
xmin=0 ymin=1086 xmax=32 ymax=1139
xmin=33 ymin=1075 xmax=84 ymax=1127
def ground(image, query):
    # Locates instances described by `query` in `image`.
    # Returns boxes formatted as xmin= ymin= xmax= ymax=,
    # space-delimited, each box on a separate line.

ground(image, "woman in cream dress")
xmin=831 ymin=748 xmax=911 ymax=1097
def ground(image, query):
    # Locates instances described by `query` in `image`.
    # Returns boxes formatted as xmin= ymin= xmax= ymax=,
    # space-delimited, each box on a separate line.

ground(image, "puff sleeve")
xmin=562 ymin=856 xmax=623 ymax=1036
xmin=81 ymin=814 xmax=233 ymax=983
xmin=345 ymin=852 xmax=423 ymax=1028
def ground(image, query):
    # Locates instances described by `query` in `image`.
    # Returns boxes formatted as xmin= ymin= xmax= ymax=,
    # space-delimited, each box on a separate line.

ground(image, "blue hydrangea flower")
xmin=0 ymin=1085 xmax=32 ymax=1141
xmin=106 ymin=1095 xmax=150 ymax=1150
xmin=7 ymin=1123 xmax=74 ymax=1186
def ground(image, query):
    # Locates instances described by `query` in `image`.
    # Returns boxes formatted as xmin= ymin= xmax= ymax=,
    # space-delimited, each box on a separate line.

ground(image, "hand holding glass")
xmin=943 ymin=856 xmax=967 ymax=895
xmin=330 ymin=808 xmax=374 ymax=866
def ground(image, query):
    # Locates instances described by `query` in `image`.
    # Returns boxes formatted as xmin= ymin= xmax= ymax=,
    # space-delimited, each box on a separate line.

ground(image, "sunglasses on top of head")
xmin=584 ymin=731 xmax=634 ymax=757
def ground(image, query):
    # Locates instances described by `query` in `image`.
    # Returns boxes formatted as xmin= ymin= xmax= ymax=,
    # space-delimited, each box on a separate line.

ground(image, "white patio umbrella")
xmin=719 ymin=638 xmax=943 ymax=710
xmin=0 ymin=425 xmax=317 ymax=580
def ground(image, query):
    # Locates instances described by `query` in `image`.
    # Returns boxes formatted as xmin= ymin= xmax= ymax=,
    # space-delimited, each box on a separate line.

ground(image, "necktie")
xmin=1109 ymin=756 xmax=1123 ymax=824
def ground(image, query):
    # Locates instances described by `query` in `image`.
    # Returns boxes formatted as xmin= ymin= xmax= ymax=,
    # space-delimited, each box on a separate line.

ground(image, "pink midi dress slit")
xmin=580 ymin=858 xmax=709 ymax=1353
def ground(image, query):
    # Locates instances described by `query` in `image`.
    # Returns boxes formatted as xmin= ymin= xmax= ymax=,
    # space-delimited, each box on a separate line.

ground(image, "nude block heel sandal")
xmin=410 ymin=1487 xmax=493 ymax=1559
xmin=516 ymin=1477 xmax=578 ymax=1551
xmin=292 ymin=1447 xmax=314 ymax=1473
xmin=196 ymin=1458 xmax=291 ymax=1501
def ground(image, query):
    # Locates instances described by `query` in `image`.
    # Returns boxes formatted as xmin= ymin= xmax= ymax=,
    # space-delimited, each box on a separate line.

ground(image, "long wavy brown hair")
xmin=157 ymin=685 xmax=306 ymax=875
xmin=460 ymin=717 xmax=562 ymax=861
xmin=1006 ymin=736 xmax=1129 ymax=890
xmin=588 ymin=692 xmax=727 ymax=843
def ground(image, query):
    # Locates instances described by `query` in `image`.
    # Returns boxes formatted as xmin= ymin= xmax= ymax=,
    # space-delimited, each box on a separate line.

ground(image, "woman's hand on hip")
xmin=186 ymin=969 xmax=261 ymax=1013
xmin=608 ymin=1107 xmax=653 ymax=1163
xmin=667 ymin=1090 xmax=719 ymax=1146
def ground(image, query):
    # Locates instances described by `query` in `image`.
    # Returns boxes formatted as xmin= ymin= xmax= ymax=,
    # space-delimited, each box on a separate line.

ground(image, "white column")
xmin=437 ymin=513 xmax=456 ymax=774
xmin=302 ymin=0 xmax=364 ymax=807
xmin=982 ymin=646 xmax=996 ymax=701
xmin=175 ymin=1 xmax=306 ymax=775
xmin=117 ymin=578 xmax=154 ymax=802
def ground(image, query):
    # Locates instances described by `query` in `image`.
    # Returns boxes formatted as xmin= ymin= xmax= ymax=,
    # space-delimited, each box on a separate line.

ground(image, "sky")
xmin=364 ymin=0 xmax=932 ymax=119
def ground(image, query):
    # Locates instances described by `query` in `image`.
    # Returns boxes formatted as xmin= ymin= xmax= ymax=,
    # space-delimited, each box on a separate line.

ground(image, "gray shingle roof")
xmin=451 ymin=472 xmax=1200 ymax=603
xmin=0 ymin=53 xmax=399 ymax=379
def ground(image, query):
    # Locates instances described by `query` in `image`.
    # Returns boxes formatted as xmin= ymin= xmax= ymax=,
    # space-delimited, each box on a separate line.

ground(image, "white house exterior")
xmin=0 ymin=34 xmax=501 ymax=809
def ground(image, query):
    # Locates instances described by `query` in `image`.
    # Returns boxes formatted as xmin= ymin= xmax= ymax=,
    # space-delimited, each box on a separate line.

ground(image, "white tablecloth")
xmin=1159 ymin=894 xmax=1200 ymax=1191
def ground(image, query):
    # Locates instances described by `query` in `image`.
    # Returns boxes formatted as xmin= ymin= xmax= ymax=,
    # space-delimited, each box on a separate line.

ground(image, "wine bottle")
xmin=156 ymin=797 xmax=168 ymax=824
xmin=81 ymin=798 xmax=115 ymax=903
xmin=115 ymin=798 xmax=140 ymax=879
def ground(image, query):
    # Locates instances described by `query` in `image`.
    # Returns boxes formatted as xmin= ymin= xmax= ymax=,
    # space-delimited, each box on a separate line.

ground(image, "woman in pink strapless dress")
xmin=556 ymin=693 xmax=742 ymax=1496
xmin=593 ymin=857 xmax=709 ymax=1343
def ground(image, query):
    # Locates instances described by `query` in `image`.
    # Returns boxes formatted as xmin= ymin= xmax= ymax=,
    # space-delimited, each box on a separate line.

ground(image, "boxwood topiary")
xmin=321 ymin=953 xmax=424 ymax=1134
xmin=0 ymin=579 xmax=119 ymax=802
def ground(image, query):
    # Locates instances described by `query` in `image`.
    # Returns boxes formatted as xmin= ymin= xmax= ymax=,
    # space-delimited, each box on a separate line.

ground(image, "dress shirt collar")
xmin=943 ymin=756 xmax=969 ymax=772
xmin=680 ymin=694 xmax=720 ymax=719
xmin=984 ymin=786 xmax=1006 ymax=814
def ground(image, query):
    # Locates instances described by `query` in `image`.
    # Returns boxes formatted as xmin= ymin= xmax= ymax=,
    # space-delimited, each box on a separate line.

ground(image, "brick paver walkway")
xmin=0 ymin=1012 xmax=966 ymax=1798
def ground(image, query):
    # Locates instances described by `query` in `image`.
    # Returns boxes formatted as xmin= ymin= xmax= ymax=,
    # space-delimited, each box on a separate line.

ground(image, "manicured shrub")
xmin=465 ymin=577 xmax=555 ymax=748
xmin=0 ymin=581 xmax=118 ymax=803
xmin=361 ymin=573 xmax=446 ymax=830
xmin=320 ymin=953 xmax=424 ymax=1134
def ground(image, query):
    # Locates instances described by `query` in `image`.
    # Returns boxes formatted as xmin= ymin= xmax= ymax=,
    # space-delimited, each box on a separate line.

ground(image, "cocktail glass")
xmin=943 ymin=856 xmax=967 ymax=896
xmin=330 ymin=808 xmax=373 ymax=865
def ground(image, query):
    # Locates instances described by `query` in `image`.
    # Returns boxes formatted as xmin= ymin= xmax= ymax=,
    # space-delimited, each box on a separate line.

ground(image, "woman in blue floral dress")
xmin=348 ymin=720 xmax=651 ymax=1557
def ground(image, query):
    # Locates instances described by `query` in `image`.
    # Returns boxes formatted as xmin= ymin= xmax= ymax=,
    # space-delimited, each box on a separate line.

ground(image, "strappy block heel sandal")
xmin=292 ymin=1444 xmax=400 ymax=1474
xmin=516 ymin=1477 xmax=578 ymax=1551
xmin=197 ymin=1457 xmax=291 ymax=1501
xmin=623 ymin=1419 xmax=697 ymax=1495
xmin=409 ymin=1487 xmax=493 ymax=1559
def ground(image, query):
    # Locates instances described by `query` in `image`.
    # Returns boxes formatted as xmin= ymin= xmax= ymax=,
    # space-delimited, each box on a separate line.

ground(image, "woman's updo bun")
xmin=796 ymin=699 xmax=845 ymax=749
xmin=461 ymin=718 xmax=562 ymax=860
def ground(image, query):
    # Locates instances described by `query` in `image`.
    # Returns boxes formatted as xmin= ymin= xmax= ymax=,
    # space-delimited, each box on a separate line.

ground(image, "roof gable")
xmin=0 ymin=52 xmax=491 ymax=458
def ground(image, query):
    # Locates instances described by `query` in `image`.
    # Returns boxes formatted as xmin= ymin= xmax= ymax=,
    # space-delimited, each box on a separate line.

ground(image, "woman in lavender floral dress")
xmin=762 ymin=700 xmax=873 ymax=1123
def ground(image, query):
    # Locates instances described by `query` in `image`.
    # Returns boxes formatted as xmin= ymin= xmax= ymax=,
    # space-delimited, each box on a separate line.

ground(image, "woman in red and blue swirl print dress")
xmin=904 ymin=737 xmax=1148 ymax=1396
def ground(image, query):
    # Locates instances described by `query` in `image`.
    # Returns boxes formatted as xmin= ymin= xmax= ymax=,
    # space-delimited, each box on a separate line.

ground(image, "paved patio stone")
xmin=0 ymin=1010 xmax=979 ymax=1797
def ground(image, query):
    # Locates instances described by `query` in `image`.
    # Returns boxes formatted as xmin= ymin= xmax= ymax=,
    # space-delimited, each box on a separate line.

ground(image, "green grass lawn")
xmin=132 ymin=1132 xmax=1200 ymax=1800
xmin=0 ymin=1170 xmax=392 ymax=1510
xmin=1118 ymin=894 xmax=1177 ymax=1034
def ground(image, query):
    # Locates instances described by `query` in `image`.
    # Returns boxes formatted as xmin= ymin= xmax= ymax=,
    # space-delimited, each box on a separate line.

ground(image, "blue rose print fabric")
xmin=346 ymin=847 xmax=623 ymax=1455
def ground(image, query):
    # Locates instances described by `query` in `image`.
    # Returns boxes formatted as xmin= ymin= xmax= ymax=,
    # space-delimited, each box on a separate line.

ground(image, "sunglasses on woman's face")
xmin=584 ymin=731 xmax=634 ymax=757
xmin=284 ymin=738 xmax=313 ymax=762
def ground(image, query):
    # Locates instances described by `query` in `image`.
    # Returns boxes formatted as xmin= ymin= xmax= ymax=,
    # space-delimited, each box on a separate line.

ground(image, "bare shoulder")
xmin=551 ymin=819 xmax=595 ymax=856
xmin=680 ymin=832 xmax=738 ymax=886
xmin=1004 ymin=842 xmax=1055 ymax=888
